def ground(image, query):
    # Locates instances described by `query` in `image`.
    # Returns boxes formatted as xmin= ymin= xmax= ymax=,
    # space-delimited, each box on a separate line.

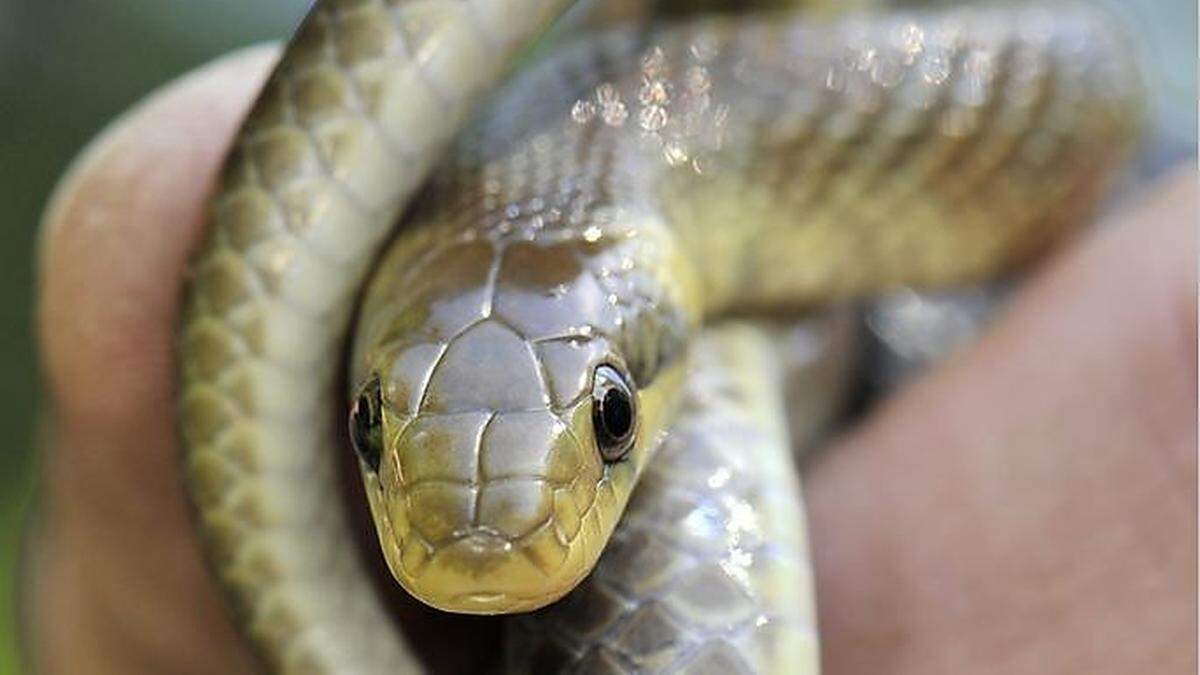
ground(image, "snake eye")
xmin=592 ymin=364 xmax=636 ymax=462
xmin=349 ymin=377 xmax=384 ymax=472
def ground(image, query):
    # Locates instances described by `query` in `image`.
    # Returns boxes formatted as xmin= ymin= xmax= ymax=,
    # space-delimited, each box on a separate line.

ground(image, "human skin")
xmin=31 ymin=47 xmax=1196 ymax=674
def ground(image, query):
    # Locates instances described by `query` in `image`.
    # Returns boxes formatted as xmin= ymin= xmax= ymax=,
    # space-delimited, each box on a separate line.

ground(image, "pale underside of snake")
xmin=176 ymin=0 xmax=1142 ymax=672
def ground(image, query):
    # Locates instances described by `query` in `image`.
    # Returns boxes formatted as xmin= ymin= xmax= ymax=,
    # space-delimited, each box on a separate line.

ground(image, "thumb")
xmin=33 ymin=46 xmax=277 ymax=673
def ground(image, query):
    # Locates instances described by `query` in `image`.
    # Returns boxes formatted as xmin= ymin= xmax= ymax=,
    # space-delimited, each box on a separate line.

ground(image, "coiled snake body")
xmin=178 ymin=1 xmax=1141 ymax=672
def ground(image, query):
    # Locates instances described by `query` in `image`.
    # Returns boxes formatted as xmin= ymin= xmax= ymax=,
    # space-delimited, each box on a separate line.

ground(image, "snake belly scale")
xmin=177 ymin=0 xmax=1141 ymax=672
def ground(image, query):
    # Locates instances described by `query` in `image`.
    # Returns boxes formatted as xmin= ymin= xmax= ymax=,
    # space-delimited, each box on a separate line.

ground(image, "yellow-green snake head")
xmin=347 ymin=211 xmax=698 ymax=614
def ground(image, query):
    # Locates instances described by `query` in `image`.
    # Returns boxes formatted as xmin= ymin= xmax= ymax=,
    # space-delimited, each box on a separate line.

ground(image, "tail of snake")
xmin=177 ymin=0 xmax=1142 ymax=672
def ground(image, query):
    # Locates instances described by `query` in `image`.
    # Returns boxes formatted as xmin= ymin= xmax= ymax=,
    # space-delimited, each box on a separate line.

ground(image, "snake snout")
xmin=376 ymin=407 xmax=608 ymax=613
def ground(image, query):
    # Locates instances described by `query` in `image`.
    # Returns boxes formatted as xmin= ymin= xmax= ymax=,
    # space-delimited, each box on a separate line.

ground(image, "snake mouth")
xmin=383 ymin=519 xmax=600 ymax=615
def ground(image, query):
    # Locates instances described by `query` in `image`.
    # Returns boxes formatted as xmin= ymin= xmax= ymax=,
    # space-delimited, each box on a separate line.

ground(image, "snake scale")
xmin=177 ymin=0 xmax=1142 ymax=672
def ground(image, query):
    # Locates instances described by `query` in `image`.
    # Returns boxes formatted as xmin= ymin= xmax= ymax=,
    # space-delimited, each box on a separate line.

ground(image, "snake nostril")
xmin=350 ymin=377 xmax=384 ymax=472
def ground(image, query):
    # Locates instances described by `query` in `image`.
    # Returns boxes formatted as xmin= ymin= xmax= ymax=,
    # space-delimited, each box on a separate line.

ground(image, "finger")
xmin=806 ymin=165 xmax=1197 ymax=675
xmin=34 ymin=46 xmax=278 ymax=674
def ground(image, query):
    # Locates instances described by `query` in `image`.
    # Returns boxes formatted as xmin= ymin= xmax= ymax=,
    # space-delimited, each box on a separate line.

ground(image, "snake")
xmin=176 ymin=0 xmax=1142 ymax=672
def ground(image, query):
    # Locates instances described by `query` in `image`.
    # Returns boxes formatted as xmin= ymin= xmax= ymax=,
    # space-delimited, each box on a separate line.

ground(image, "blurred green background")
xmin=0 ymin=1 xmax=1193 ymax=672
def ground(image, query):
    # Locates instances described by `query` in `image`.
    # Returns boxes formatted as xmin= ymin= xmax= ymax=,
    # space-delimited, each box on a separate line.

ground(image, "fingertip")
xmin=38 ymin=44 xmax=278 ymax=441
xmin=40 ymin=44 xmax=279 ymax=258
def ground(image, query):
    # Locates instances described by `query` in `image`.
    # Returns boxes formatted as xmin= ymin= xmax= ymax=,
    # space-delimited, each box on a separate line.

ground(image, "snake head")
xmin=348 ymin=225 xmax=694 ymax=614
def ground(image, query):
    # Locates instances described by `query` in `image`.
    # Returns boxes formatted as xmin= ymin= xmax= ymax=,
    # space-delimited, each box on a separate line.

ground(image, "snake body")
xmin=178 ymin=1 xmax=1141 ymax=672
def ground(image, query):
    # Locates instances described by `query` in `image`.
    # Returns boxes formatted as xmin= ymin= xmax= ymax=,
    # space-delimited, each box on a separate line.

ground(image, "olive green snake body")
xmin=177 ymin=1 xmax=1142 ymax=672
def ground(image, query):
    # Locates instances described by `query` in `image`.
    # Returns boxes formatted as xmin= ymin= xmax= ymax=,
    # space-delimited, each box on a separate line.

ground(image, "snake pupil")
xmin=593 ymin=364 xmax=636 ymax=461
xmin=349 ymin=378 xmax=383 ymax=472
xmin=602 ymin=389 xmax=632 ymax=440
